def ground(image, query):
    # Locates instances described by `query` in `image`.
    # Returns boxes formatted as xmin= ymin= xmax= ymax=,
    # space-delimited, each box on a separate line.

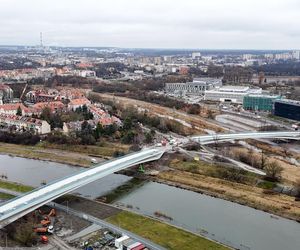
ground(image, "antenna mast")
xmin=40 ymin=32 xmax=43 ymax=47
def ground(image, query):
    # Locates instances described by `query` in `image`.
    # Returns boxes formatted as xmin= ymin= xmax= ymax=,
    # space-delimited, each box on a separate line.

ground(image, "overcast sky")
xmin=1 ymin=0 xmax=300 ymax=49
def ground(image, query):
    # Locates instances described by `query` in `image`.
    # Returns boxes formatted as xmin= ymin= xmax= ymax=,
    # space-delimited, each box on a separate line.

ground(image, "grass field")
xmin=0 ymin=180 xmax=33 ymax=193
xmin=0 ymin=142 xmax=91 ymax=167
xmin=0 ymin=141 xmax=130 ymax=167
xmin=0 ymin=192 xmax=15 ymax=199
xmin=100 ymin=178 xmax=145 ymax=203
xmin=107 ymin=211 xmax=229 ymax=250
xmin=40 ymin=141 xmax=130 ymax=158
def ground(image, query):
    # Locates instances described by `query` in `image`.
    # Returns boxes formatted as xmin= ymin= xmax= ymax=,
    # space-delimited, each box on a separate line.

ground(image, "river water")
xmin=0 ymin=154 xmax=131 ymax=199
xmin=115 ymin=182 xmax=300 ymax=250
xmin=1 ymin=154 xmax=300 ymax=250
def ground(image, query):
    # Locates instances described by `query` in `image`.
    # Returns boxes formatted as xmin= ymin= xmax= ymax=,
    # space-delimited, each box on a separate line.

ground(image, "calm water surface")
xmin=115 ymin=182 xmax=300 ymax=250
xmin=0 ymin=154 xmax=131 ymax=198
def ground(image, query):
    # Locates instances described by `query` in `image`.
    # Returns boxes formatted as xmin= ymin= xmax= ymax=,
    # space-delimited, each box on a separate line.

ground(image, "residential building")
xmin=68 ymin=97 xmax=91 ymax=110
xmin=192 ymin=52 xmax=201 ymax=59
xmin=26 ymin=90 xmax=56 ymax=103
xmin=0 ymin=84 xmax=14 ymax=105
xmin=0 ymin=114 xmax=51 ymax=134
xmin=33 ymin=101 xmax=65 ymax=114
xmin=0 ymin=103 xmax=33 ymax=116
xmin=179 ymin=66 xmax=189 ymax=75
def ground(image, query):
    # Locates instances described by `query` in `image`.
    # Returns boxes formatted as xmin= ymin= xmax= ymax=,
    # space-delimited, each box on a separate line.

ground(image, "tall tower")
xmin=40 ymin=32 xmax=43 ymax=47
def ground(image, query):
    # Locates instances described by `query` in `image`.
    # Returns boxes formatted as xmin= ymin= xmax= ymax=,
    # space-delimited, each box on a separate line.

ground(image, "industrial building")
xmin=274 ymin=99 xmax=300 ymax=121
xmin=165 ymin=78 xmax=222 ymax=96
xmin=205 ymin=85 xmax=262 ymax=104
xmin=243 ymin=94 xmax=281 ymax=112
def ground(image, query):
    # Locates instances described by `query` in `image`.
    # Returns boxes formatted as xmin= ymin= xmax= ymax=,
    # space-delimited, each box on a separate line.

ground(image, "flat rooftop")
xmin=275 ymin=99 xmax=300 ymax=106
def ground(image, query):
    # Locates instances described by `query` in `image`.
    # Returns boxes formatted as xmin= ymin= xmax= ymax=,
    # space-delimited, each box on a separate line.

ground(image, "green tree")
xmin=121 ymin=130 xmax=136 ymax=144
xmin=40 ymin=107 xmax=52 ymax=122
xmin=123 ymin=117 xmax=133 ymax=130
xmin=144 ymin=132 xmax=153 ymax=144
xmin=16 ymin=106 xmax=22 ymax=116
xmin=94 ymin=123 xmax=104 ymax=139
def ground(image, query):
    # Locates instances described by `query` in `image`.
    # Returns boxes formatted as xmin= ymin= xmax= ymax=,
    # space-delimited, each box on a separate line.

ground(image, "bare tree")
xmin=264 ymin=161 xmax=283 ymax=182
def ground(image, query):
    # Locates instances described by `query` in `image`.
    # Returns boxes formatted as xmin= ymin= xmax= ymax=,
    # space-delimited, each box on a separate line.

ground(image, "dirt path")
xmin=93 ymin=92 xmax=224 ymax=134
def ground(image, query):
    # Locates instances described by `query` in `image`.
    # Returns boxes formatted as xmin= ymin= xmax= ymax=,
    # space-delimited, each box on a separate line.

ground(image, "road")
xmin=51 ymin=203 xmax=166 ymax=250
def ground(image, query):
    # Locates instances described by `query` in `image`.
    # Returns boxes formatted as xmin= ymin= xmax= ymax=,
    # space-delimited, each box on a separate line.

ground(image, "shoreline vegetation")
xmin=107 ymin=211 xmax=230 ymax=250
xmin=0 ymin=143 xmax=299 ymax=223
xmin=0 ymin=142 xmax=129 ymax=167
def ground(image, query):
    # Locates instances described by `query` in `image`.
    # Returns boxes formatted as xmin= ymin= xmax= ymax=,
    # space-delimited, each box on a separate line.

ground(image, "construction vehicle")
xmin=138 ymin=164 xmax=145 ymax=173
xmin=33 ymin=208 xmax=56 ymax=235
xmin=40 ymin=235 xmax=49 ymax=244
xmin=34 ymin=225 xmax=54 ymax=234
xmin=38 ymin=208 xmax=56 ymax=226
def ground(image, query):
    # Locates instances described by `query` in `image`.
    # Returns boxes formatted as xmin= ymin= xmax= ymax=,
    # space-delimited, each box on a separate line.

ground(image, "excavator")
xmin=33 ymin=208 xmax=56 ymax=237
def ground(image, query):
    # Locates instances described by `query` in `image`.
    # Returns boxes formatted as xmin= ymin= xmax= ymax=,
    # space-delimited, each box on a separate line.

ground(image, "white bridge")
xmin=0 ymin=131 xmax=300 ymax=228
xmin=190 ymin=131 xmax=300 ymax=145
xmin=0 ymin=148 xmax=164 ymax=228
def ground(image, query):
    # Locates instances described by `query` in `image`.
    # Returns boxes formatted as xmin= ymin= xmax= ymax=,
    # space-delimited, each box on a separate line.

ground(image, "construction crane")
xmin=20 ymin=83 xmax=28 ymax=100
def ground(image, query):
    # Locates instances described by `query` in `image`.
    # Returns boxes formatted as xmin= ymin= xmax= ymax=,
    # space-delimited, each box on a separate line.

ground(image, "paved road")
xmin=51 ymin=202 xmax=166 ymax=250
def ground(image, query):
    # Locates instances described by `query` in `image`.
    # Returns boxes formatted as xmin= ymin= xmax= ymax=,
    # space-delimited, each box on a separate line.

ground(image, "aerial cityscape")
xmin=0 ymin=0 xmax=300 ymax=250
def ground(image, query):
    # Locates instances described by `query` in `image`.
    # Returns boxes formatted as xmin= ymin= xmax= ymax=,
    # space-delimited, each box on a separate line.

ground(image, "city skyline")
xmin=1 ymin=0 xmax=300 ymax=50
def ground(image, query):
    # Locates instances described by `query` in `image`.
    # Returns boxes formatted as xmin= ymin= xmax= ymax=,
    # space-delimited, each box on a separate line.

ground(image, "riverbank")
xmin=154 ymin=170 xmax=300 ymax=222
xmin=0 ymin=142 xmax=129 ymax=168
xmin=107 ymin=211 xmax=229 ymax=250
xmin=1 ymin=142 xmax=299 ymax=222
xmin=0 ymin=183 xmax=229 ymax=250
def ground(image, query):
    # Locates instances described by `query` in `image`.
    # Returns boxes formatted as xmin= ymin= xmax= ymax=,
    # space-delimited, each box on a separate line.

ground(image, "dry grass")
xmin=93 ymin=92 xmax=224 ymax=134
xmin=229 ymin=147 xmax=300 ymax=185
xmin=157 ymin=170 xmax=300 ymax=221
xmin=0 ymin=142 xmax=91 ymax=167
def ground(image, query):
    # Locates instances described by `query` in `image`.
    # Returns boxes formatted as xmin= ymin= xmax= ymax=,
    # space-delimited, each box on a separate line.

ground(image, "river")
xmin=1 ymin=154 xmax=300 ymax=250
xmin=115 ymin=182 xmax=300 ymax=250
xmin=0 ymin=154 xmax=131 ymax=199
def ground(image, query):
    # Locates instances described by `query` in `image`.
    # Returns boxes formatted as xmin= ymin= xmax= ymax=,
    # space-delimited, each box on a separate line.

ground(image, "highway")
xmin=0 ymin=147 xmax=165 ymax=228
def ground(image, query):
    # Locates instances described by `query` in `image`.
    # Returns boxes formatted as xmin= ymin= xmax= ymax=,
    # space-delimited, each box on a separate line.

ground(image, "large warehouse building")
xmin=274 ymin=99 xmax=300 ymax=121
xmin=243 ymin=94 xmax=281 ymax=112
xmin=165 ymin=78 xmax=222 ymax=96
xmin=204 ymin=86 xmax=262 ymax=104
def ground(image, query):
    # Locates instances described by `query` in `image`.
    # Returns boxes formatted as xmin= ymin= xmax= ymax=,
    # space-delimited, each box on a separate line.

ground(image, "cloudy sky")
xmin=1 ymin=0 xmax=299 ymax=49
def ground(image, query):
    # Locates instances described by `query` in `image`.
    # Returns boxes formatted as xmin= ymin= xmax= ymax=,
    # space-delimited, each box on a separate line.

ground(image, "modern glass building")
xmin=243 ymin=95 xmax=281 ymax=112
xmin=274 ymin=99 xmax=300 ymax=121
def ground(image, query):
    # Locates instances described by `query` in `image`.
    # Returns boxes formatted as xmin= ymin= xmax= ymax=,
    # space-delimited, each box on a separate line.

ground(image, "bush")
xmin=215 ymin=168 xmax=248 ymax=183
xmin=0 ymin=131 xmax=40 ymax=145
xmin=113 ymin=150 xmax=125 ymax=158
xmin=264 ymin=161 xmax=283 ymax=182
xmin=294 ymin=179 xmax=300 ymax=199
